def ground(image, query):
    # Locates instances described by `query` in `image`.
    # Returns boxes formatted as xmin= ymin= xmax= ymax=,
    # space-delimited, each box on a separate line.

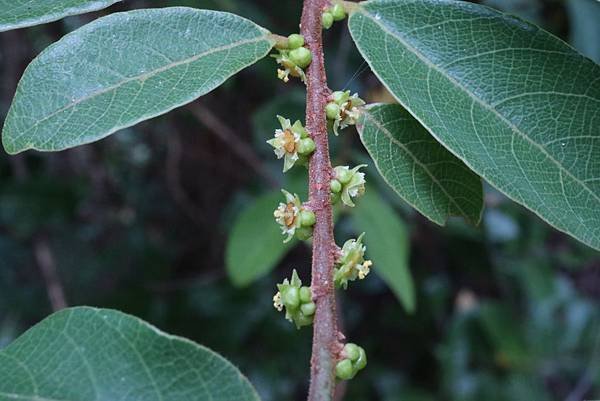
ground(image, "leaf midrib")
xmin=11 ymin=35 xmax=271 ymax=141
xmin=361 ymin=109 xmax=475 ymax=222
xmin=356 ymin=7 xmax=600 ymax=205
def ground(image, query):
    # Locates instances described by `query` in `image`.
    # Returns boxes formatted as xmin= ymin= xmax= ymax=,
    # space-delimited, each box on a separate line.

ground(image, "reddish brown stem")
xmin=301 ymin=1 xmax=341 ymax=400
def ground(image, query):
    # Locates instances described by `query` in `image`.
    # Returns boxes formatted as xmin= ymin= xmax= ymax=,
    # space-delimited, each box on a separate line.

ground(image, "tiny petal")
xmin=334 ymin=233 xmax=372 ymax=288
xmin=273 ymin=292 xmax=283 ymax=311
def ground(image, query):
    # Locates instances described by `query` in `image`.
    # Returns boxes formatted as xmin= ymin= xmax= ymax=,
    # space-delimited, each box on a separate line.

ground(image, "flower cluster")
xmin=273 ymin=269 xmax=316 ymax=329
xmin=322 ymin=3 xmax=347 ymax=30
xmin=335 ymin=343 xmax=367 ymax=380
xmin=273 ymin=190 xmax=316 ymax=242
xmin=268 ymin=24 xmax=370 ymax=375
xmin=333 ymin=233 xmax=373 ymax=289
xmin=272 ymin=34 xmax=312 ymax=83
xmin=267 ymin=116 xmax=315 ymax=172
xmin=325 ymin=90 xmax=365 ymax=135
xmin=331 ymin=165 xmax=366 ymax=207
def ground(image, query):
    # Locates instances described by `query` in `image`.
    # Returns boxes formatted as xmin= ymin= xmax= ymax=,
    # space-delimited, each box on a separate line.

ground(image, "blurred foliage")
xmin=1 ymin=0 xmax=599 ymax=400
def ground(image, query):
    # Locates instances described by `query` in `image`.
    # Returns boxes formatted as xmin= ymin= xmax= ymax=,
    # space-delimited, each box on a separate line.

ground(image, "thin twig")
xmin=33 ymin=236 xmax=67 ymax=311
xmin=302 ymin=1 xmax=343 ymax=400
xmin=187 ymin=102 xmax=280 ymax=188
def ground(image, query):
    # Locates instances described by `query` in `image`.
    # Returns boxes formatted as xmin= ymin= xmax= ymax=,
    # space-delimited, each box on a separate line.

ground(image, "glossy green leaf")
xmin=349 ymin=0 xmax=600 ymax=250
xmin=358 ymin=103 xmax=483 ymax=225
xmin=0 ymin=307 xmax=260 ymax=401
xmin=0 ymin=0 xmax=121 ymax=32
xmin=2 ymin=8 xmax=275 ymax=154
xmin=226 ymin=191 xmax=296 ymax=287
xmin=352 ymin=190 xmax=415 ymax=313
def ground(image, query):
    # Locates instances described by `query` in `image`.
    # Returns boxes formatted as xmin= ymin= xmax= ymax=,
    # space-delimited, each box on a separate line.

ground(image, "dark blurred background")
xmin=1 ymin=1 xmax=600 ymax=400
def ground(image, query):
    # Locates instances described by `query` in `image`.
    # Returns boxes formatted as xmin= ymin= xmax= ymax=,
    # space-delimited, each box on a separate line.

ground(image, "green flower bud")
xmin=326 ymin=102 xmax=341 ymax=120
xmin=301 ymin=302 xmax=316 ymax=316
xmin=287 ymin=34 xmax=305 ymax=49
xmin=330 ymin=179 xmax=342 ymax=193
xmin=300 ymin=210 xmax=316 ymax=227
xmin=331 ymin=4 xmax=347 ymax=21
xmin=274 ymin=270 xmax=316 ymax=328
xmin=283 ymin=286 xmax=300 ymax=309
xmin=355 ymin=347 xmax=367 ymax=371
xmin=295 ymin=313 xmax=314 ymax=328
xmin=332 ymin=90 xmax=350 ymax=105
xmin=322 ymin=12 xmax=334 ymax=29
xmin=330 ymin=191 xmax=341 ymax=205
xmin=299 ymin=286 xmax=312 ymax=303
xmin=343 ymin=343 xmax=360 ymax=361
xmin=289 ymin=47 xmax=312 ymax=69
xmin=295 ymin=226 xmax=313 ymax=240
xmin=335 ymin=166 xmax=353 ymax=184
xmin=335 ymin=359 xmax=354 ymax=380
xmin=297 ymin=138 xmax=316 ymax=155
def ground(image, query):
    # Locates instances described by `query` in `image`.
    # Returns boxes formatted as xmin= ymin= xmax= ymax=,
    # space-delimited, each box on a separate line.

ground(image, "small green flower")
xmin=273 ymin=270 xmax=316 ymax=329
xmin=334 ymin=233 xmax=373 ymax=289
xmin=267 ymin=116 xmax=313 ymax=172
xmin=273 ymin=190 xmax=315 ymax=242
xmin=336 ymin=343 xmax=367 ymax=380
xmin=334 ymin=164 xmax=367 ymax=207
xmin=273 ymin=49 xmax=307 ymax=83
xmin=273 ymin=190 xmax=302 ymax=242
xmin=326 ymin=91 xmax=365 ymax=135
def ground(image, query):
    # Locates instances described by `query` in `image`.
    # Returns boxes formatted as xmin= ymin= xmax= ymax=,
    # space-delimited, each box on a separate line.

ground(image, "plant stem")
xmin=301 ymin=1 xmax=341 ymax=400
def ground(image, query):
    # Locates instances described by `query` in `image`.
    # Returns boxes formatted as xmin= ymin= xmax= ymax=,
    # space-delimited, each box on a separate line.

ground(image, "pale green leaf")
xmin=349 ymin=0 xmax=600 ymax=250
xmin=352 ymin=190 xmax=415 ymax=313
xmin=0 ymin=307 xmax=260 ymax=401
xmin=226 ymin=191 xmax=296 ymax=287
xmin=0 ymin=0 xmax=121 ymax=32
xmin=2 ymin=8 xmax=275 ymax=154
xmin=358 ymin=103 xmax=483 ymax=225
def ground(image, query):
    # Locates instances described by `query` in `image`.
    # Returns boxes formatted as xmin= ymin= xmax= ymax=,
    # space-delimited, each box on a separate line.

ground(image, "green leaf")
xmin=226 ymin=191 xmax=297 ymax=287
xmin=352 ymin=190 xmax=415 ymax=313
xmin=0 ymin=307 xmax=260 ymax=401
xmin=2 ymin=8 xmax=275 ymax=154
xmin=349 ymin=0 xmax=600 ymax=250
xmin=358 ymin=103 xmax=483 ymax=225
xmin=0 ymin=0 xmax=121 ymax=32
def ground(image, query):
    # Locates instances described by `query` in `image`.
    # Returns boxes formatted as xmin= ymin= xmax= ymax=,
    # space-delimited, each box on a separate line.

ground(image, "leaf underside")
xmin=358 ymin=104 xmax=483 ymax=226
xmin=353 ymin=190 xmax=415 ymax=313
xmin=0 ymin=0 xmax=121 ymax=32
xmin=2 ymin=7 xmax=274 ymax=154
xmin=349 ymin=0 xmax=600 ymax=250
xmin=0 ymin=307 xmax=260 ymax=401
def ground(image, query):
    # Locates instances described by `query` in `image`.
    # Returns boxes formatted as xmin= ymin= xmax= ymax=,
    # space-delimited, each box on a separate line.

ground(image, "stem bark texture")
xmin=301 ymin=1 xmax=340 ymax=400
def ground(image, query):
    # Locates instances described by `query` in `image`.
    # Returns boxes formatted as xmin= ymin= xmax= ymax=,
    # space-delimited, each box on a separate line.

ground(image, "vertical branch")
xmin=301 ymin=1 xmax=341 ymax=400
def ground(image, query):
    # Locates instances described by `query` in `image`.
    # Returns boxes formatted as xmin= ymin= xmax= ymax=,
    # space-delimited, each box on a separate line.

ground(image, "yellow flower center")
xmin=284 ymin=202 xmax=297 ymax=227
xmin=283 ymin=129 xmax=297 ymax=153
